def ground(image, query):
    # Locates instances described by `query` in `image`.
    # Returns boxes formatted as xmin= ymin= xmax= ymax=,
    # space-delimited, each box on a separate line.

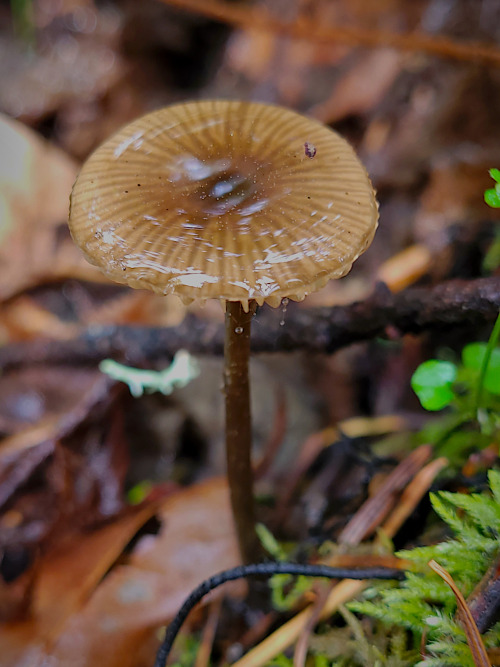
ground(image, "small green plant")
xmin=10 ymin=0 xmax=35 ymax=44
xmin=411 ymin=360 xmax=458 ymax=412
xmin=484 ymin=168 xmax=500 ymax=209
xmin=169 ymin=635 xmax=201 ymax=667
xmin=308 ymin=609 xmax=417 ymax=666
xmin=411 ymin=328 xmax=500 ymax=462
xmin=483 ymin=168 xmax=500 ymax=272
xmin=410 ymin=170 xmax=500 ymax=462
xmin=127 ymin=480 xmax=154 ymax=505
xmin=269 ymin=652 xmax=331 ymax=667
xmin=270 ymin=621 xmax=417 ymax=667
xmin=256 ymin=523 xmax=315 ymax=611
xmin=410 ymin=331 xmax=500 ymax=416
xmin=349 ymin=470 xmax=500 ymax=666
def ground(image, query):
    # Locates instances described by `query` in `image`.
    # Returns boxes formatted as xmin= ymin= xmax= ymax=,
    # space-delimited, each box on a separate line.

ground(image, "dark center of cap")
xmin=152 ymin=153 xmax=287 ymax=226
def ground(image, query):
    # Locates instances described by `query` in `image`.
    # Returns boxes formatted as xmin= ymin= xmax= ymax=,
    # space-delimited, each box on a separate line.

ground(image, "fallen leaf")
xmin=414 ymin=160 xmax=500 ymax=255
xmin=0 ymin=367 xmax=103 ymax=435
xmin=33 ymin=496 xmax=174 ymax=641
xmin=376 ymin=244 xmax=432 ymax=292
xmin=311 ymin=49 xmax=403 ymax=124
xmin=0 ymin=114 xmax=102 ymax=300
xmin=0 ymin=478 xmax=239 ymax=667
xmin=0 ymin=495 xmax=169 ymax=667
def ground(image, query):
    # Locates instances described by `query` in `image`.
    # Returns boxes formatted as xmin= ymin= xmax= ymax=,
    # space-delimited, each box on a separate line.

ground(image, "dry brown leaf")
xmin=49 ymin=478 xmax=239 ymax=667
xmin=0 ymin=370 xmax=112 ymax=480
xmin=33 ymin=498 xmax=172 ymax=640
xmin=0 ymin=296 xmax=81 ymax=342
xmin=0 ymin=495 xmax=168 ymax=666
xmin=0 ymin=366 xmax=103 ymax=436
xmin=415 ymin=160 xmax=500 ymax=246
xmin=0 ymin=114 xmax=104 ymax=300
xmin=0 ymin=478 xmax=239 ymax=667
xmin=0 ymin=5 xmax=123 ymax=128
xmin=376 ymin=244 xmax=432 ymax=292
xmin=311 ymin=49 xmax=404 ymax=124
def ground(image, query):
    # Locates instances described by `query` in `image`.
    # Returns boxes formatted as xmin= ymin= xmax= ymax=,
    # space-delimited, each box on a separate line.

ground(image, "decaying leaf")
xmin=0 ymin=478 xmax=239 ymax=667
xmin=0 ymin=114 xmax=103 ymax=299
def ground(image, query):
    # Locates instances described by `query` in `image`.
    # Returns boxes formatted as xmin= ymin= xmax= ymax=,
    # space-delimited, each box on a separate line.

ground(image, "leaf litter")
xmin=1 ymin=0 xmax=500 ymax=665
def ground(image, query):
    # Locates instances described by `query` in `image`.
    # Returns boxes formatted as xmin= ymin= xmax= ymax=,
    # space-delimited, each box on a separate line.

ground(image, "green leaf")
xmin=462 ymin=342 xmax=487 ymax=371
xmin=484 ymin=188 xmax=500 ymax=208
xmin=489 ymin=168 xmax=500 ymax=184
xmin=485 ymin=170 xmax=500 ymax=207
xmin=255 ymin=523 xmax=286 ymax=560
xmin=127 ymin=480 xmax=153 ymax=505
xmin=429 ymin=493 xmax=468 ymax=535
xmin=411 ymin=360 xmax=458 ymax=410
xmin=462 ymin=343 xmax=500 ymax=394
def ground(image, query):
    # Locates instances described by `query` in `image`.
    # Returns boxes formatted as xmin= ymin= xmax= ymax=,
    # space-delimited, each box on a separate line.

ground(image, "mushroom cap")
xmin=69 ymin=100 xmax=378 ymax=309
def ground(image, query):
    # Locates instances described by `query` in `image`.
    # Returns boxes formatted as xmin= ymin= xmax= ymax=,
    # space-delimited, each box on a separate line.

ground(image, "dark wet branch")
xmin=0 ymin=277 xmax=498 ymax=370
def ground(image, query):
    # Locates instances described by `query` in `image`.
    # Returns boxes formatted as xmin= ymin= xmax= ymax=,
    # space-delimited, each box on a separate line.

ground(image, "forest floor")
xmin=0 ymin=1 xmax=500 ymax=665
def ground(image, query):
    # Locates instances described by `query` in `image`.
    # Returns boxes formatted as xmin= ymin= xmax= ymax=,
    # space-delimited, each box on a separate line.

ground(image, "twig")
xmin=381 ymin=457 xmax=448 ymax=538
xmin=0 ymin=278 xmax=498 ymax=370
xmin=153 ymin=562 xmax=405 ymax=667
xmin=337 ymin=443 xmax=432 ymax=545
xmin=293 ymin=586 xmax=330 ymax=667
xmin=158 ymin=0 xmax=500 ymax=66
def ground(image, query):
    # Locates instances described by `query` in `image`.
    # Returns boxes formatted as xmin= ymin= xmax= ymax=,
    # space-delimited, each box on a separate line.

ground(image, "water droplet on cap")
xmin=280 ymin=297 xmax=289 ymax=326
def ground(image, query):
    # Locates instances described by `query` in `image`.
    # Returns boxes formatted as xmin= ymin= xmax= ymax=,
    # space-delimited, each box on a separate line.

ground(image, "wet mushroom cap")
xmin=69 ymin=100 xmax=378 ymax=309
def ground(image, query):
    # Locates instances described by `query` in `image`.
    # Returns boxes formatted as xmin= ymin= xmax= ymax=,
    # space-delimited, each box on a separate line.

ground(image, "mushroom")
xmin=68 ymin=100 xmax=378 ymax=563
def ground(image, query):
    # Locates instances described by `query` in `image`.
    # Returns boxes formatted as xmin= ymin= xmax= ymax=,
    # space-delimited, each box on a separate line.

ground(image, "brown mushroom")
xmin=69 ymin=100 xmax=378 ymax=563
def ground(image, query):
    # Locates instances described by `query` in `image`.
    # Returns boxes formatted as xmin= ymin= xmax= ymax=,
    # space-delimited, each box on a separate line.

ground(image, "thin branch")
xmin=159 ymin=0 xmax=500 ymax=66
xmin=0 ymin=277 xmax=498 ymax=370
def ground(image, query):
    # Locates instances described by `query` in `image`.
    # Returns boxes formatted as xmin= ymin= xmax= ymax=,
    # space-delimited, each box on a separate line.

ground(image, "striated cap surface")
xmin=69 ymin=100 xmax=378 ymax=309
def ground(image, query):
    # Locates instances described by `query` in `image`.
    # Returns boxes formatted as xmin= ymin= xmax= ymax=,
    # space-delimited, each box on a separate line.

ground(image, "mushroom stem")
xmin=224 ymin=299 xmax=260 ymax=564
